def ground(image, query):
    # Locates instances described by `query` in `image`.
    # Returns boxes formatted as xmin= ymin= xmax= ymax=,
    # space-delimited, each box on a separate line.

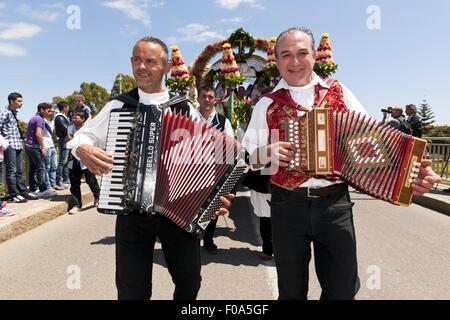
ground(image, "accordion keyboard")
xmin=98 ymin=109 xmax=135 ymax=214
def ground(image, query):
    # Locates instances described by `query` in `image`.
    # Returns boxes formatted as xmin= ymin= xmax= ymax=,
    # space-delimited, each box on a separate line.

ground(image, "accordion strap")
xmin=265 ymin=90 xmax=309 ymax=112
xmin=314 ymin=78 xmax=337 ymax=108
xmin=114 ymin=88 xmax=190 ymax=113
xmin=115 ymin=88 xmax=139 ymax=108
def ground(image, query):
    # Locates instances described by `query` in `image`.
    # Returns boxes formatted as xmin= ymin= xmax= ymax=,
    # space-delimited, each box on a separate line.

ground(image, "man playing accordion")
xmin=67 ymin=37 xmax=234 ymax=300
xmin=242 ymin=27 xmax=441 ymax=300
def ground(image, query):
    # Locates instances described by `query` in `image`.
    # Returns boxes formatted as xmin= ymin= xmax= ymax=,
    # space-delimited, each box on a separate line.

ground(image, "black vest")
xmin=209 ymin=112 xmax=227 ymax=132
xmin=114 ymin=87 xmax=191 ymax=115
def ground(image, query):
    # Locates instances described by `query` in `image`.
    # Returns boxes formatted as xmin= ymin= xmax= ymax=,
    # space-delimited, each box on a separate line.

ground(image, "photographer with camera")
xmin=381 ymin=106 xmax=412 ymax=135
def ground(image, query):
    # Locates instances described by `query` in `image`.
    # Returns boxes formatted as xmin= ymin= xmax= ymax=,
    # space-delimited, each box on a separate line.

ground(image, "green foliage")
xmin=230 ymin=98 xmax=253 ymax=131
xmin=314 ymin=61 xmax=338 ymax=78
xmin=166 ymin=76 xmax=195 ymax=94
xmin=213 ymin=73 xmax=246 ymax=88
xmin=79 ymin=82 xmax=110 ymax=115
xmin=110 ymin=73 xmax=137 ymax=98
xmin=52 ymin=82 xmax=110 ymax=115
xmin=18 ymin=120 xmax=27 ymax=138
xmin=228 ymin=28 xmax=256 ymax=63
xmin=418 ymin=99 xmax=436 ymax=135
xmin=424 ymin=125 xmax=450 ymax=138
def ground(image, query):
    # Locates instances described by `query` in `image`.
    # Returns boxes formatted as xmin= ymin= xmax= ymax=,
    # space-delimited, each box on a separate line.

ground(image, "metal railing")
xmin=425 ymin=137 xmax=450 ymax=181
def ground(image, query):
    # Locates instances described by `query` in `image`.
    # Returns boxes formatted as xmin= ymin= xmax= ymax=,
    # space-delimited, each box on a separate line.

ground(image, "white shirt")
xmin=67 ymin=88 xmax=198 ymax=158
xmin=250 ymin=190 xmax=271 ymax=218
xmin=43 ymin=119 xmax=55 ymax=149
xmin=242 ymin=74 xmax=368 ymax=188
xmin=196 ymin=108 xmax=235 ymax=138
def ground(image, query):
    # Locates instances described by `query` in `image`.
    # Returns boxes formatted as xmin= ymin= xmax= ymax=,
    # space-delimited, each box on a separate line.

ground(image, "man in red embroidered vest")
xmin=242 ymin=27 xmax=441 ymax=300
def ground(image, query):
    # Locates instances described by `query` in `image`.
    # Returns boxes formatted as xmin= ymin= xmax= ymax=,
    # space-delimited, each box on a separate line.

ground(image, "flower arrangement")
xmin=190 ymin=29 xmax=269 ymax=86
xmin=313 ymin=33 xmax=338 ymax=78
xmin=213 ymin=42 xmax=246 ymax=87
xmin=231 ymin=97 xmax=254 ymax=131
xmin=264 ymin=37 xmax=279 ymax=79
xmin=166 ymin=45 xmax=194 ymax=94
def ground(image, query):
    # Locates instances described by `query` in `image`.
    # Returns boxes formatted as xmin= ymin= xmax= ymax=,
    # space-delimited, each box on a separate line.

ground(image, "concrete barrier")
xmin=0 ymin=185 xmax=94 ymax=244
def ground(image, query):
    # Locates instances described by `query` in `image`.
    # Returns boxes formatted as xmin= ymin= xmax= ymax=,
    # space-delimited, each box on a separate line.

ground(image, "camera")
xmin=381 ymin=108 xmax=392 ymax=114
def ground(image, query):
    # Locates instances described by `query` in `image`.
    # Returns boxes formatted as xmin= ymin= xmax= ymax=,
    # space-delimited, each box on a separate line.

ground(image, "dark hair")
xmin=135 ymin=36 xmax=169 ymax=63
xmin=72 ymin=112 xmax=86 ymax=120
xmin=275 ymin=27 xmax=316 ymax=57
xmin=8 ymin=92 xmax=22 ymax=104
xmin=37 ymin=102 xmax=52 ymax=112
xmin=57 ymin=102 xmax=68 ymax=111
xmin=199 ymin=85 xmax=215 ymax=94
xmin=405 ymin=104 xmax=417 ymax=113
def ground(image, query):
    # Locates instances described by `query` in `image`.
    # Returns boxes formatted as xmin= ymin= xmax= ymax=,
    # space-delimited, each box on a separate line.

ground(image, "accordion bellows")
xmin=98 ymin=106 xmax=247 ymax=238
xmin=285 ymin=108 xmax=427 ymax=206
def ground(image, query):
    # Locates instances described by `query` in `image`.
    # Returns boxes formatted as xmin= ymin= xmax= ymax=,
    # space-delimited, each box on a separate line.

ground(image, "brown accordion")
xmin=285 ymin=108 xmax=427 ymax=206
xmin=98 ymin=104 xmax=247 ymax=238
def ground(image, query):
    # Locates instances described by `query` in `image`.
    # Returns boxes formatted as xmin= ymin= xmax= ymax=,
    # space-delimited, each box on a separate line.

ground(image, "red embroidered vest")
xmin=266 ymin=79 xmax=347 ymax=190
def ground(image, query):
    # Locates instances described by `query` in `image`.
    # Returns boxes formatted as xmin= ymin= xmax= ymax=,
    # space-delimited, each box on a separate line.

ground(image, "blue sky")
xmin=0 ymin=0 xmax=449 ymax=125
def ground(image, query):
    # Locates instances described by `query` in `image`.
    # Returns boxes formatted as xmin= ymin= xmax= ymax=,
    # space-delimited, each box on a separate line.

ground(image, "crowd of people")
xmin=0 ymin=93 xmax=97 ymax=216
xmin=0 ymin=28 xmax=444 ymax=300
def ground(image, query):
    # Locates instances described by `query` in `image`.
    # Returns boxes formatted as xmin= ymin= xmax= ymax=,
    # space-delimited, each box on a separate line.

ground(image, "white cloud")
xmin=170 ymin=23 xmax=224 ymax=43
xmin=220 ymin=17 xmax=244 ymax=23
xmin=17 ymin=3 xmax=65 ymax=22
xmin=102 ymin=0 xmax=163 ymax=27
xmin=119 ymin=24 xmax=140 ymax=37
xmin=0 ymin=23 xmax=42 ymax=40
xmin=215 ymin=0 xmax=264 ymax=10
xmin=0 ymin=42 xmax=26 ymax=57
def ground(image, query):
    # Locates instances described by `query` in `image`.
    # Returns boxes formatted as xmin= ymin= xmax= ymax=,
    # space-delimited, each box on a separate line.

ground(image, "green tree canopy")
xmin=110 ymin=73 xmax=136 ymax=99
xmin=418 ymin=99 xmax=436 ymax=136
xmin=424 ymin=125 xmax=450 ymax=138
xmin=79 ymin=82 xmax=110 ymax=115
xmin=52 ymin=82 xmax=110 ymax=115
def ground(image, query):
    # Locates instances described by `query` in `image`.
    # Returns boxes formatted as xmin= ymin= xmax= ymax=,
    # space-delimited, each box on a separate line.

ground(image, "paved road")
xmin=0 ymin=190 xmax=448 ymax=300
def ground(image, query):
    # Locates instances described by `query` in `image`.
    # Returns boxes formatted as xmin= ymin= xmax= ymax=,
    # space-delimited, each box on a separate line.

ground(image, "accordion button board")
xmin=285 ymin=108 xmax=428 ymax=206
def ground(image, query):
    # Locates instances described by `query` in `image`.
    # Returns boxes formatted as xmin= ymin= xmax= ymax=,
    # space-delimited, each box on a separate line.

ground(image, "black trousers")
xmin=259 ymin=217 xmax=273 ymax=255
xmin=270 ymin=184 xmax=360 ymax=300
xmin=69 ymin=159 xmax=100 ymax=208
xmin=203 ymin=218 xmax=217 ymax=245
xmin=115 ymin=213 xmax=202 ymax=300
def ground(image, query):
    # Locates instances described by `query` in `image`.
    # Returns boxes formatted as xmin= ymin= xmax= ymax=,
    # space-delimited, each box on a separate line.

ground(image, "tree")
xmin=79 ymin=82 xmax=110 ymax=115
xmin=418 ymin=99 xmax=435 ymax=135
xmin=110 ymin=73 xmax=136 ymax=99
xmin=424 ymin=125 xmax=450 ymax=138
xmin=52 ymin=82 xmax=110 ymax=116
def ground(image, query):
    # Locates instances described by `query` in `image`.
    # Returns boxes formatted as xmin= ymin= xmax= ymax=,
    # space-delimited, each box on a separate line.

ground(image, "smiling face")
xmin=275 ymin=30 xmax=316 ymax=87
xmin=131 ymin=41 xmax=171 ymax=94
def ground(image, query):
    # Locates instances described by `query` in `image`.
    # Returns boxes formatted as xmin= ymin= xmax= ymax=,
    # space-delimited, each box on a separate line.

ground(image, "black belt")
xmin=296 ymin=183 xmax=348 ymax=198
